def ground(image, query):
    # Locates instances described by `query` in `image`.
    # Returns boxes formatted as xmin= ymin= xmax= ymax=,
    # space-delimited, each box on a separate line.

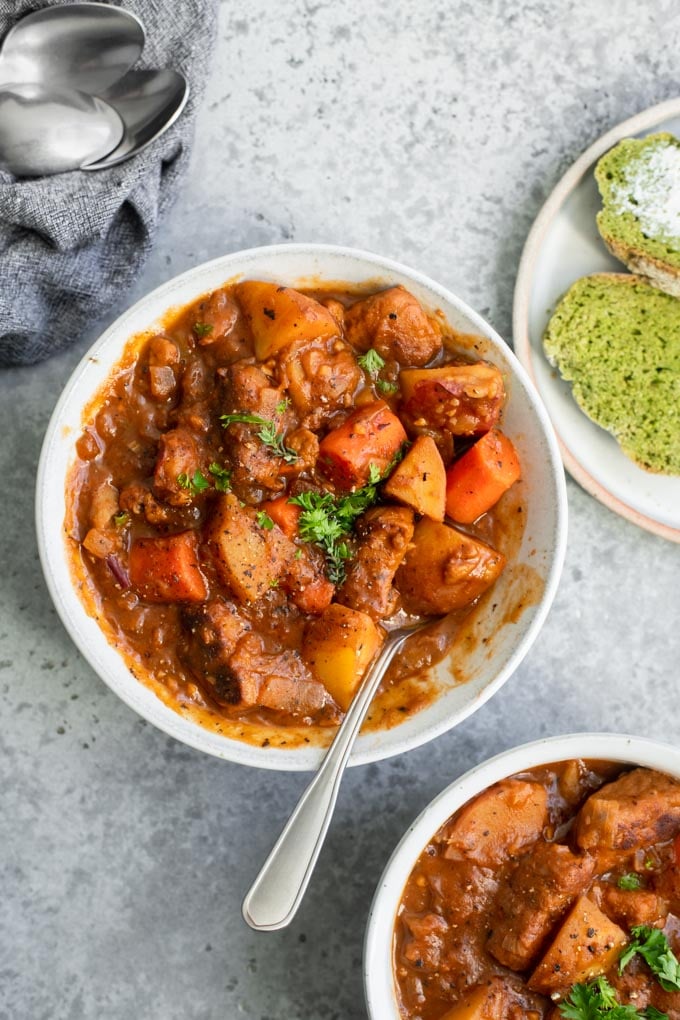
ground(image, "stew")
xmin=66 ymin=280 xmax=522 ymax=736
xmin=394 ymin=760 xmax=680 ymax=1019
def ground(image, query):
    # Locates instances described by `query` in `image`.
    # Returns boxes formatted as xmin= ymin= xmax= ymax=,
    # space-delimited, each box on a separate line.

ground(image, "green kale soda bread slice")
xmin=543 ymin=273 xmax=680 ymax=474
xmin=595 ymin=132 xmax=680 ymax=297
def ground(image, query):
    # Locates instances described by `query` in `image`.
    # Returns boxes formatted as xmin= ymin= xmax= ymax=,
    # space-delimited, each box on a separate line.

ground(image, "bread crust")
xmin=599 ymin=230 xmax=680 ymax=298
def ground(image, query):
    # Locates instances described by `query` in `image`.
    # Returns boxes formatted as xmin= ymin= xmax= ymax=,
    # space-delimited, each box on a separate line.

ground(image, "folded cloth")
xmin=0 ymin=0 xmax=218 ymax=367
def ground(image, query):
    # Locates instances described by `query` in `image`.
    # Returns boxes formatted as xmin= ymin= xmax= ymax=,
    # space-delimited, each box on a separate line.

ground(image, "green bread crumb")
xmin=543 ymin=274 xmax=680 ymax=474
xmin=596 ymin=132 xmax=680 ymax=265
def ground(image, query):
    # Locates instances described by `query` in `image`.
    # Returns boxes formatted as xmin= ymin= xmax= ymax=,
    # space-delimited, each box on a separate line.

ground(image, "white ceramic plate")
xmin=514 ymin=98 xmax=680 ymax=542
xmin=37 ymin=243 xmax=567 ymax=771
xmin=363 ymin=731 xmax=680 ymax=1018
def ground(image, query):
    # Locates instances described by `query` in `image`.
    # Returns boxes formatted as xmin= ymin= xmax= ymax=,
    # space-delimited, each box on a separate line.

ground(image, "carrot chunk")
xmin=129 ymin=531 xmax=207 ymax=602
xmin=444 ymin=429 xmax=521 ymax=524
xmin=318 ymin=400 xmax=407 ymax=490
xmin=260 ymin=495 xmax=301 ymax=539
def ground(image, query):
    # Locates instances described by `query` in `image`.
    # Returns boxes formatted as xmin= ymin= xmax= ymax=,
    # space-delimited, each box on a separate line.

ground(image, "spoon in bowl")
xmin=242 ymin=617 xmax=433 ymax=932
xmin=0 ymin=3 xmax=145 ymax=94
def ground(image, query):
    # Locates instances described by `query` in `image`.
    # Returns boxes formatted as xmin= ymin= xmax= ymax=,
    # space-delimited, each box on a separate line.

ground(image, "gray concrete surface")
xmin=2 ymin=2 xmax=679 ymax=1018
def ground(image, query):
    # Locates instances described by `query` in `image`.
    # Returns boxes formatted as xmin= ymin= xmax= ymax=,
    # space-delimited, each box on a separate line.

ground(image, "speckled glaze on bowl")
xmin=36 ymin=243 xmax=567 ymax=770
xmin=363 ymin=732 xmax=680 ymax=1019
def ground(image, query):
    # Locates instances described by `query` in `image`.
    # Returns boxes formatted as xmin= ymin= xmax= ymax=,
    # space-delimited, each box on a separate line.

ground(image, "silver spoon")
xmin=0 ymin=3 xmax=145 ymax=95
xmin=242 ymin=618 xmax=432 ymax=931
xmin=83 ymin=68 xmax=189 ymax=171
xmin=0 ymin=83 xmax=123 ymax=177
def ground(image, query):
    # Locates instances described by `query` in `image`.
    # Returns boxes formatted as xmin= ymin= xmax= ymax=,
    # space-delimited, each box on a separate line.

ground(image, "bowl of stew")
xmin=364 ymin=732 xmax=680 ymax=1019
xmin=37 ymin=243 xmax=567 ymax=769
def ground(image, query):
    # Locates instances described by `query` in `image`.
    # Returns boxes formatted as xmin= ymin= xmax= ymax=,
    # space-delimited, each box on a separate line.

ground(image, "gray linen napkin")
xmin=0 ymin=0 xmax=218 ymax=367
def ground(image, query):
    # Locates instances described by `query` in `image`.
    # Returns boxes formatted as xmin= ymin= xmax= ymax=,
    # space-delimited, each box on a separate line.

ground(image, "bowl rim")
xmin=35 ymin=242 xmax=568 ymax=771
xmin=363 ymin=730 xmax=680 ymax=1019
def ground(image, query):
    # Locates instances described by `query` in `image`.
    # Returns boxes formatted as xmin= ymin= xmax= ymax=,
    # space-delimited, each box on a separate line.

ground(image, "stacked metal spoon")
xmin=0 ymin=2 xmax=189 ymax=176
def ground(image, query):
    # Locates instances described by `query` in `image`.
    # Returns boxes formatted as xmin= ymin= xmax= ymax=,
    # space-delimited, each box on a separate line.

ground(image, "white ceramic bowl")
xmin=36 ymin=243 xmax=567 ymax=770
xmin=363 ymin=732 xmax=680 ymax=1018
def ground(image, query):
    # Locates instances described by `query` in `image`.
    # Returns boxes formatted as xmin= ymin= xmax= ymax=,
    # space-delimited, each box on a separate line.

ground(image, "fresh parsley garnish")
xmin=559 ymin=976 xmax=667 ymax=1018
xmin=177 ymin=470 xmax=210 ymax=496
xmin=256 ymin=510 xmax=274 ymax=530
xmin=560 ymin=977 xmax=616 ymax=1017
xmin=288 ymin=463 xmax=384 ymax=584
xmin=208 ymin=462 xmax=232 ymax=492
xmin=620 ymin=925 xmax=680 ymax=992
xmin=193 ymin=321 xmax=213 ymax=338
xmin=358 ymin=349 xmax=398 ymax=394
xmin=618 ymin=873 xmax=642 ymax=891
xmin=276 ymin=397 xmax=291 ymax=414
xmin=112 ymin=511 xmax=129 ymax=526
xmin=357 ymin=348 xmax=385 ymax=378
xmin=220 ymin=412 xmax=298 ymax=465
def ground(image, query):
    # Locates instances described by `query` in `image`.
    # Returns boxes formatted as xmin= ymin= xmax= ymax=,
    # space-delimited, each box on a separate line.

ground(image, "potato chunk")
xmin=303 ymin=603 xmax=383 ymax=711
xmin=441 ymin=778 xmax=548 ymax=867
xmin=382 ymin=435 xmax=446 ymax=521
xmin=395 ymin=518 xmax=505 ymax=616
xmin=400 ymin=362 xmax=505 ymax=434
xmin=89 ymin=478 xmax=120 ymax=530
xmin=575 ymin=768 xmax=680 ymax=852
xmin=207 ymin=494 xmax=297 ymax=603
xmin=437 ymin=979 xmax=508 ymax=1020
xmin=528 ymin=895 xmax=627 ymax=996
xmin=344 ymin=285 xmax=442 ymax=366
xmin=235 ymin=281 xmax=339 ymax=360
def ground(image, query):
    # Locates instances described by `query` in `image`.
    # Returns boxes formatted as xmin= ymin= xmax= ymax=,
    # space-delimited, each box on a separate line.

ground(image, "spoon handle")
xmin=241 ymin=632 xmax=407 ymax=931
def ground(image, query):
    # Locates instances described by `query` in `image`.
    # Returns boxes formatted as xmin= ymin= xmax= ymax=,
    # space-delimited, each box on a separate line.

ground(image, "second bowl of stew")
xmin=364 ymin=732 xmax=680 ymax=1019
xmin=37 ymin=244 xmax=566 ymax=769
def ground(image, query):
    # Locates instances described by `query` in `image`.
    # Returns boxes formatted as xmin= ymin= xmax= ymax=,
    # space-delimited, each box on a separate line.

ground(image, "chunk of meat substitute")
xmin=575 ymin=767 xmax=680 ymax=852
xmin=225 ymin=633 xmax=332 ymax=717
xmin=279 ymin=336 xmax=362 ymax=430
xmin=337 ymin=506 xmax=414 ymax=619
xmin=153 ymin=427 xmax=203 ymax=506
xmin=594 ymin=881 xmax=666 ymax=930
xmin=487 ymin=842 xmax=595 ymax=970
xmin=344 ymin=285 xmax=443 ymax=366
xmin=181 ymin=599 xmax=251 ymax=685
